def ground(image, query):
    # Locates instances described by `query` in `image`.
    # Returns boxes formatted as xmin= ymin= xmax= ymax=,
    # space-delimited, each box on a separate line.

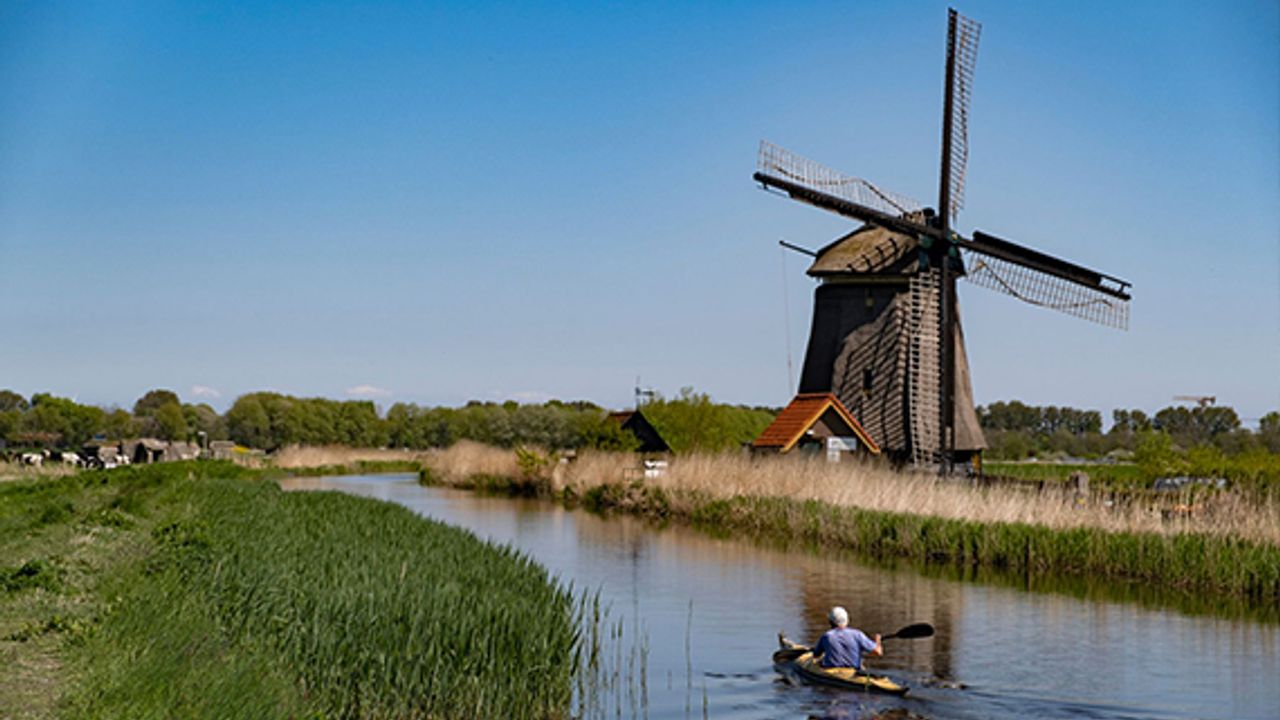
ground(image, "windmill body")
xmin=798 ymin=223 xmax=985 ymax=465
xmin=754 ymin=9 xmax=1131 ymax=471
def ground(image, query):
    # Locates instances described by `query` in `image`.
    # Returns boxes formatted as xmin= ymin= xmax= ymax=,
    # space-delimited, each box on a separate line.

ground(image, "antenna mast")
xmin=634 ymin=378 xmax=656 ymax=410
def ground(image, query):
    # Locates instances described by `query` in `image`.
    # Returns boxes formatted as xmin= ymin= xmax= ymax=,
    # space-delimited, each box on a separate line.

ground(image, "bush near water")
xmin=0 ymin=462 xmax=578 ymax=719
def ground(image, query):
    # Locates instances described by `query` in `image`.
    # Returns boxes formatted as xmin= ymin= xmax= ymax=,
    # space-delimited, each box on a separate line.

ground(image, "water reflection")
xmin=280 ymin=475 xmax=1280 ymax=720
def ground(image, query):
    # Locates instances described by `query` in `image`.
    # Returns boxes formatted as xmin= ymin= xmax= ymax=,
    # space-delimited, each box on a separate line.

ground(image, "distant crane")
xmin=1173 ymin=395 xmax=1216 ymax=409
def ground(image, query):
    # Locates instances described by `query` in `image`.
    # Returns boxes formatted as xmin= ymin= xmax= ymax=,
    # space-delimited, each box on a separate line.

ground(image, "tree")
xmin=102 ymin=409 xmax=136 ymax=440
xmin=0 ymin=390 xmax=28 ymax=413
xmin=1134 ymin=431 xmax=1185 ymax=480
xmin=575 ymin=413 xmax=641 ymax=451
xmin=226 ymin=394 xmax=272 ymax=449
xmin=978 ymin=401 xmax=1040 ymax=432
xmin=154 ymin=402 xmax=189 ymax=441
xmin=1259 ymin=411 xmax=1280 ymax=454
xmin=1110 ymin=409 xmax=1152 ymax=435
xmin=24 ymin=394 xmax=104 ymax=447
xmin=1154 ymin=405 xmax=1240 ymax=447
xmin=0 ymin=409 xmax=19 ymax=443
xmin=184 ymin=403 xmax=227 ymax=441
xmin=133 ymin=389 xmax=181 ymax=417
xmin=641 ymin=387 xmax=772 ymax=453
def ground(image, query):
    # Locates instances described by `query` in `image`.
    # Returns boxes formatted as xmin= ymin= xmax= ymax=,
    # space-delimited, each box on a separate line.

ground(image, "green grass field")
xmin=0 ymin=462 xmax=578 ymax=719
xmin=984 ymin=461 xmax=1144 ymax=488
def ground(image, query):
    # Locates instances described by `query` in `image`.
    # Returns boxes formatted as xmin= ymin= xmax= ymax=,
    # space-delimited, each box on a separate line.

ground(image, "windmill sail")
xmin=756 ymin=141 xmax=929 ymax=232
xmin=962 ymin=230 xmax=1131 ymax=330
xmin=942 ymin=10 xmax=981 ymax=221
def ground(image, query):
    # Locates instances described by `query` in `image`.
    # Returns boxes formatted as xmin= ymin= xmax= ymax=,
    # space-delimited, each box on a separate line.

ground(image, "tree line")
xmin=5 ymin=387 xmax=1274 ymax=465
xmin=0 ymin=387 xmax=776 ymax=455
xmin=978 ymin=400 xmax=1280 ymax=459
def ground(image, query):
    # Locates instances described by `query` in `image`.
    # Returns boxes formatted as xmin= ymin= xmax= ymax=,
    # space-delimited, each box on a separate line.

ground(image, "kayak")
xmin=773 ymin=636 xmax=909 ymax=696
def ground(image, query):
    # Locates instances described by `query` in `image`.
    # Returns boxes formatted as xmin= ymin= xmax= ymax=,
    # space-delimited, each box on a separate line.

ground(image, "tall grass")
xmin=0 ymin=460 xmax=78 ymax=483
xmin=421 ymin=446 xmax=1280 ymax=602
xmin=270 ymin=444 xmax=431 ymax=469
xmin=426 ymin=446 xmax=1279 ymax=546
xmin=0 ymin=462 xmax=580 ymax=719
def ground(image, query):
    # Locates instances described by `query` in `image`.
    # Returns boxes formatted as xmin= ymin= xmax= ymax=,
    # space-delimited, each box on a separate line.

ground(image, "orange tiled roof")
xmin=751 ymin=393 xmax=880 ymax=454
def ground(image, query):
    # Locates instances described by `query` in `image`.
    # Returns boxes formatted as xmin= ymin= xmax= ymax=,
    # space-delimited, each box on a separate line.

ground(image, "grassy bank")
xmin=0 ymin=461 xmax=577 ymax=719
xmin=420 ymin=443 xmax=1280 ymax=606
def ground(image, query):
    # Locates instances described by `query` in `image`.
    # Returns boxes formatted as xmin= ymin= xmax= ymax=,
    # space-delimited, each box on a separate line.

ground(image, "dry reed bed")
xmin=268 ymin=445 xmax=431 ymax=469
xmin=423 ymin=443 xmax=1280 ymax=601
xmin=427 ymin=442 xmax=1280 ymax=547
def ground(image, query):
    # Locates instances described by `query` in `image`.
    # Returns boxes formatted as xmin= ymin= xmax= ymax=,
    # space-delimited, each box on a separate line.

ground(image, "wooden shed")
xmin=607 ymin=410 xmax=670 ymax=453
xmin=751 ymin=393 xmax=879 ymax=460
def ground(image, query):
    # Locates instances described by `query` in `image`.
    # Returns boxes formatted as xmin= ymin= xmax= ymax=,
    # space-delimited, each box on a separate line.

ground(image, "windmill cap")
xmin=829 ymin=606 xmax=849 ymax=627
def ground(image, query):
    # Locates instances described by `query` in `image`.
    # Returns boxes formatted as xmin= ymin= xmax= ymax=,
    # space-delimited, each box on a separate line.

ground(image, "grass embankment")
xmin=421 ymin=443 xmax=1280 ymax=605
xmin=1 ymin=461 xmax=577 ymax=719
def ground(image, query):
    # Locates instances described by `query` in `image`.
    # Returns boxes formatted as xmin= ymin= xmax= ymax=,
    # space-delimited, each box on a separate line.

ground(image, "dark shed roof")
xmin=607 ymin=410 xmax=671 ymax=453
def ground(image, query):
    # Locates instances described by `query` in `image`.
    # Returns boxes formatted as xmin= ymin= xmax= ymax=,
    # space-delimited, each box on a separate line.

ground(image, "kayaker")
xmin=811 ymin=606 xmax=882 ymax=671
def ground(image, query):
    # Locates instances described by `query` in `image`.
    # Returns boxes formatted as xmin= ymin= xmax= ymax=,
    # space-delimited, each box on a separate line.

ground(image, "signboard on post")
xmin=826 ymin=436 xmax=861 ymax=463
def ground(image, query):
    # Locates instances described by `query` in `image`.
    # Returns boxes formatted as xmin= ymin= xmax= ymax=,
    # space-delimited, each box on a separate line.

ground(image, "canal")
xmin=280 ymin=473 xmax=1279 ymax=720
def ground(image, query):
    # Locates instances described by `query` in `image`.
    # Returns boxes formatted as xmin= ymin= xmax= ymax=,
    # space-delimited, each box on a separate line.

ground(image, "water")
xmin=280 ymin=473 xmax=1280 ymax=720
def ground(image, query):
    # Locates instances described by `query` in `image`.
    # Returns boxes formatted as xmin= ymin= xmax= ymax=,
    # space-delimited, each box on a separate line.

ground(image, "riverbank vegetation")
xmin=0 ymin=462 xmax=578 ymax=719
xmin=420 ymin=443 xmax=1280 ymax=604
xmin=6 ymin=389 xmax=1278 ymax=489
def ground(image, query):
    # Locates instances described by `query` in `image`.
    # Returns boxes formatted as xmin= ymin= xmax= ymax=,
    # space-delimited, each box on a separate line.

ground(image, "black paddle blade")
xmin=884 ymin=623 xmax=934 ymax=640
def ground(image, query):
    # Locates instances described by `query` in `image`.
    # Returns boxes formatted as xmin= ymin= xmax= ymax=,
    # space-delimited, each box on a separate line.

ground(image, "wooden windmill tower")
xmin=754 ymin=9 xmax=1131 ymax=470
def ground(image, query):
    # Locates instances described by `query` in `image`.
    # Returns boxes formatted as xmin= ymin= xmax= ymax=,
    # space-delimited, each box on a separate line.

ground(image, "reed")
xmin=421 ymin=447 xmax=1280 ymax=601
xmin=555 ymin=452 xmax=1277 ymax=545
xmin=0 ymin=462 xmax=579 ymax=719
xmin=269 ymin=444 xmax=431 ymax=469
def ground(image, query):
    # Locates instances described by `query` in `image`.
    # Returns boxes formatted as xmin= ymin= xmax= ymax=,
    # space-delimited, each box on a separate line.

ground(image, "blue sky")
xmin=1 ymin=1 xmax=1277 ymax=425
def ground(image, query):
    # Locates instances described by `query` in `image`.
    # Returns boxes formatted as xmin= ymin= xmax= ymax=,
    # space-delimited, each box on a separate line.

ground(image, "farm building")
xmin=607 ymin=410 xmax=670 ymax=453
xmin=751 ymin=392 xmax=879 ymax=461
xmin=125 ymin=439 xmax=201 ymax=464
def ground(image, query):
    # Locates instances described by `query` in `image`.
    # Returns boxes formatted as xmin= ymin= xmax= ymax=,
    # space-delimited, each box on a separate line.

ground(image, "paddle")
xmin=883 ymin=622 xmax=934 ymax=640
xmin=773 ymin=623 xmax=934 ymax=664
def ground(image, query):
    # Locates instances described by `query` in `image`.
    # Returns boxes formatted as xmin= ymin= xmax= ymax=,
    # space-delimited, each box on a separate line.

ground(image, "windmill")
xmin=753 ymin=9 xmax=1131 ymax=471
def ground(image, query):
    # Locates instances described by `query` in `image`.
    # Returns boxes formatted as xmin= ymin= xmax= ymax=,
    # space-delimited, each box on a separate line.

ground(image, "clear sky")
xmin=2 ymin=1 xmax=1277 ymax=425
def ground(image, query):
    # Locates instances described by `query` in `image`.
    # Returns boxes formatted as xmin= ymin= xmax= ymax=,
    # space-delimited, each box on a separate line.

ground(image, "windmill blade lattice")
xmin=963 ymin=251 xmax=1130 ymax=330
xmin=757 ymin=141 xmax=925 ymax=219
xmin=945 ymin=10 xmax=981 ymax=221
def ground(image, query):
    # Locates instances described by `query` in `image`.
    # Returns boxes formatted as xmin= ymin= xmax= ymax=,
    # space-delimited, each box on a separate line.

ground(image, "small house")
xmin=751 ymin=393 xmax=880 ymax=461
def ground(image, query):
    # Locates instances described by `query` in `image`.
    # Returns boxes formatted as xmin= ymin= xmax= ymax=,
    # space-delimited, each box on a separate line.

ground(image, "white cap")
xmin=828 ymin=606 xmax=849 ymax=627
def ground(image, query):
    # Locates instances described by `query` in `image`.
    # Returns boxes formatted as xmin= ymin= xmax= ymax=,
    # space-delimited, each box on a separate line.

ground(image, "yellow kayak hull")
xmin=778 ymin=651 xmax=909 ymax=696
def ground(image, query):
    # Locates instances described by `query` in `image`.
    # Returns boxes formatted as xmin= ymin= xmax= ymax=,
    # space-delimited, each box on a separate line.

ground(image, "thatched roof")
xmin=807 ymin=223 xmax=919 ymax=277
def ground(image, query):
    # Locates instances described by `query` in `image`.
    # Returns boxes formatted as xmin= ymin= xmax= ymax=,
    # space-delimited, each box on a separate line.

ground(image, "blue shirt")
xmin=812 ymin=627 xmax=877 ymax=669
